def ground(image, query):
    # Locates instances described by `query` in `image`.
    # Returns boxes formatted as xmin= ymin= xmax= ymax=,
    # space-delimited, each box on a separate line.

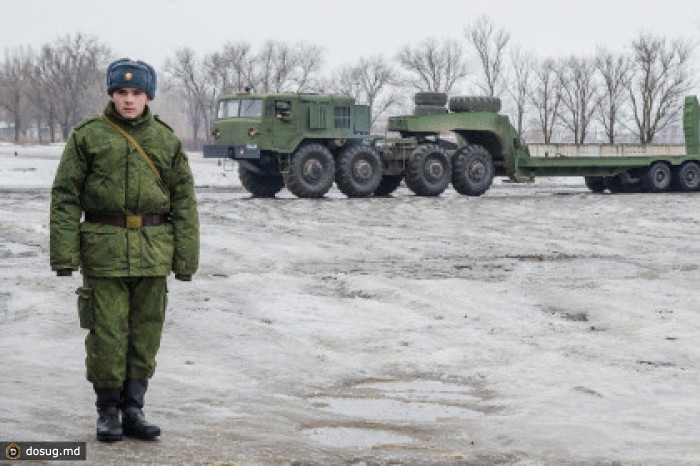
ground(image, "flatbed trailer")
xmin=386 ymin=95 xmax=700 ymax=194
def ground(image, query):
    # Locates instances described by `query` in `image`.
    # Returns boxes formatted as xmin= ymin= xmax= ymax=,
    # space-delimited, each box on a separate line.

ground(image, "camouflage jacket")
xmin=50 ymin=103 xmax=199 ymax=278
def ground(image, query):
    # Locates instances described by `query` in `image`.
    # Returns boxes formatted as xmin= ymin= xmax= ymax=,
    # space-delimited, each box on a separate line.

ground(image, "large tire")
xmin=283 ymin=144 xmax=335 ymax=198
xmin=404 ymin=144 xmax=451 ymax=196
xmin=414 ymin=92 xmax=448 ymax=106
xmin=607 ymin=173 xmax=646 ymax=193
xmin=451 ymin=145 xmax=494 ymax=196
xmin=449 ymin=96 xmax=502 ymax=113
xmin=374 ymin=175 xmax=404 ymax=196
xmin=605 ymin=174 xmax=630 ymax=193
xmin=238 ymin=165 xmax=284 ymax=198
xmin=644 ymin=162 xmax=672 ymax=193
xmin=675 ymin=161 xmax=700 ymax=191
xmin=584 ymin=176 xmax=607 ymax=193
xmin=413 ymin=105 xmax=448 ymax=116
xmin=335 ymin=145 xmax=382 ymax=197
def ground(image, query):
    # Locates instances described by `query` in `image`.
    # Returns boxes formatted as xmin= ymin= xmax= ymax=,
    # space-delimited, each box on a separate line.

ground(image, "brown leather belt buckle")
xmin=126 ymin=215 xmax=142 ymax=229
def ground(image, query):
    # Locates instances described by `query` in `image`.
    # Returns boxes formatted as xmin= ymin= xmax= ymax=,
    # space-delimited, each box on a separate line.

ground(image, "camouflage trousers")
xmin=76 ymin=276 xmax=167 ymax=388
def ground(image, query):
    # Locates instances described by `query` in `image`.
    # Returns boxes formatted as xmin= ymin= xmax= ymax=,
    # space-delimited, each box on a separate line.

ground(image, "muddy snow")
xmin=0 ymin=144 xmax=698 ymax=465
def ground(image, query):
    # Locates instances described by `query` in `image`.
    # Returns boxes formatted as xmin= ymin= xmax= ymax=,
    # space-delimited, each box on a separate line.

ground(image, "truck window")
xmin=240 ymin=99 xmax=263 ymax=118
xmin=334 ymin=106 xmax=351 ymax=128
xmin=275 ymin=100 xmax=292 ymax=118
xmin=217 ymin=100 xmax=240 ymax=119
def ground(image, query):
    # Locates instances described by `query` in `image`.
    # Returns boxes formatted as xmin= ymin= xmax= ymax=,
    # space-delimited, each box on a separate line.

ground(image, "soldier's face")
xmin=111 ymin=88 xmax=151 ymax=119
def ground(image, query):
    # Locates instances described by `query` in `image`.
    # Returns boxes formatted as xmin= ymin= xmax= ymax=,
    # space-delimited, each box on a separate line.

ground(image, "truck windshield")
xmin=239 ymin=99 xmax=263 ymax=118
xmin=217 ymin=100 xmax=239 ymax=119
xmin=217 ymin=99 xmax=263 ymax=119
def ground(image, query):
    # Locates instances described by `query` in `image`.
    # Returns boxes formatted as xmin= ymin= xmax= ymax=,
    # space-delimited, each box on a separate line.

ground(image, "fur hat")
xmin=106 ymin=58 xmax=157 ymax=100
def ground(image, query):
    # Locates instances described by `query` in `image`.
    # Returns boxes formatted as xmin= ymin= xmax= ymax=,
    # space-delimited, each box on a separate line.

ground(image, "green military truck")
xmin=203 ymin=92 xmax=700 ymax=197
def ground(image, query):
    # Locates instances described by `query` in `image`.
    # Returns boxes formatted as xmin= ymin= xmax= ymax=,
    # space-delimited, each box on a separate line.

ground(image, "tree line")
xmin=0 ymin=17 xmax=696 ymax=149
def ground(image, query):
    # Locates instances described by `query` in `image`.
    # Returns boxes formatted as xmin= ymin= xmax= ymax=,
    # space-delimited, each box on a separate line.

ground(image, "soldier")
xmin=50 ymin=58 xmax=199 ymax=442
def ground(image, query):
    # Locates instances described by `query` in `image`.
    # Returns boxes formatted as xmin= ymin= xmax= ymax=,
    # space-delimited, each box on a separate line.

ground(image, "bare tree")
xmin=0 ymin=46 xmax=33 ymax=143
xmin=293 ymin=43 xmax=324 ymax=92
xmin=26 ymin=51 xmax=55 ymax=143
xmin=253 ymin=41 xmax=324 ymax=93
xmin=397 ymin=37 xmax=469 ymax=93
xmin=465 ymin=15 xmax=510 ymax=97
xmin=327 ymin=55 xmax=402 ymax=126
xmin=627 ymin=32 xmax=696 ymax=143
xmin=558 ymin=55 xmax=600 ymax=144
xmin=327 ymin=65 xmax=363 ymax=98
xmin=507 ymin=46 xmax=534 ymax=138
xmin=205 ymin=41 xmax=254 ymax=97
xmin=530 ymin=58 xmax=562 ymax=144
xmin=595 ymin=47 xmax=633 ymax=143
xmin=164 ymin=48 xmax=214 ymax=149
xmin=37 ymin=33 xmax=111 ymax=140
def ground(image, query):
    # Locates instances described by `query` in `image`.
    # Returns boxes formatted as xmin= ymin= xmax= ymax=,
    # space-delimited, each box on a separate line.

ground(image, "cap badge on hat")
xmin=125 ymin=72 xmax=133 ymax=80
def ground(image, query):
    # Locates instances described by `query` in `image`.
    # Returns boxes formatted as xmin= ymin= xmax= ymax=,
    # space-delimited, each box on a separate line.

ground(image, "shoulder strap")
xmin=102 ymin=116 xmax=165 ymax=186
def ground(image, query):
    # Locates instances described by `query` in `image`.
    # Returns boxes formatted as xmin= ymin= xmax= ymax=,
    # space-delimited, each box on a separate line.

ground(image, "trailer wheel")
xmin=449 ymin=96 xmax=502 ymax=113
xmin=373 ymin=175 xmax=404 ymax=196
xmin=335 ymin=145 xmax=382 ymax=197
xmin=238 ymin=165 xmax=285 ymax=198
xmin=584 ymin=176 xmax=607 ymax=193
xmin=675 ymin=161 xmax=700 ymax=191
xmin=451 ymin=145 xmax=494 ymax=196
xmin=283 ymin=143 xmax=335 ymax=198
xmin=405 ymin=144 xmax=451 ymax=196
xmin=414 ymin=92 xmax=448 ymax=106
xmin=644 ymin=162 xmax=672 ymax=192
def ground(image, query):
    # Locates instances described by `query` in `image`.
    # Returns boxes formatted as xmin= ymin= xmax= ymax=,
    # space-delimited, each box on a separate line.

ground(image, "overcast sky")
xmin=2 ymin=0 xmax=699 ymax=72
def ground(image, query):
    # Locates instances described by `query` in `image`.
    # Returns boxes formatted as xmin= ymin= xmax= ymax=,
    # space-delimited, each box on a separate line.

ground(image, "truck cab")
xmin=204 ymin=92 xmax=379 ymax=198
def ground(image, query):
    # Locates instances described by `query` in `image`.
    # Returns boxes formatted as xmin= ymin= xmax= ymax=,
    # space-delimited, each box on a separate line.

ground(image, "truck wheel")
xmin=374 ymin=175 xmax=404 ymax=196
xmin=449 ymin=96 xmax=502 ymax=113
xmin=414 ymin=92 xmax=448 ymax=106
xmin=604 ymin=176 xmax=622 ymax=193
xmin=413 ymin=105 xmax=448 ymax=116
xmin=584 ymin=176 xmax=607 ymax=193
xmin=238 ymin=165 xmax=284 ymax=198
xmin=335 ymin=145 xmax=382 ymax=197
xmin=283 ymin=144 xmax=335 ymax=198
xmin=405 ymin=144 xmax=451 ymax=196
xmin=451 ymin=145 xmax=494 ymax=196
xmin=644 ymin=162 xmax=672 ymax=192
xmin=675 ymin=161 xmax=700 ymax=191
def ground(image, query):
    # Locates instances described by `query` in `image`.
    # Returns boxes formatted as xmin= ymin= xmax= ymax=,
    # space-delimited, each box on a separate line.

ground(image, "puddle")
xmin=311 ymin=396 xmax=483 ymax=422
xmin=305 ymin=427 xmax=415 ymax=448
xmin=304 ymin=378 xmax=490 ymax=447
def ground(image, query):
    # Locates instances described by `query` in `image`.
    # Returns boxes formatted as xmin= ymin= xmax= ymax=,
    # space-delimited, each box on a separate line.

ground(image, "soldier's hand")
xmin=56 ymin=270 xmax=73 ymax=277
xmin=175 ymin=274 xmax=192 ymax=281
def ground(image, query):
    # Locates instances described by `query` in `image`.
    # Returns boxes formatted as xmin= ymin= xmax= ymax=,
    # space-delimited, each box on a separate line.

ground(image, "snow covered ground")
xmin=0 ymin=144 xmax=698 ymax=465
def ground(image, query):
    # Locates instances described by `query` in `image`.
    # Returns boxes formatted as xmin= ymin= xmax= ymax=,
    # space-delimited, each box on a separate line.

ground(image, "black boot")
xmin=94 ymin=387 xmax=123 ymax=442
xmin=121 ymin=379 xmax=161 ymax=440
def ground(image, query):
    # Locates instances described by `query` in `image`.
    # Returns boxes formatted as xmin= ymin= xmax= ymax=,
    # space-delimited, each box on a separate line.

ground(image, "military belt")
xmin=84 ymin=213 xmax=170 ymax=229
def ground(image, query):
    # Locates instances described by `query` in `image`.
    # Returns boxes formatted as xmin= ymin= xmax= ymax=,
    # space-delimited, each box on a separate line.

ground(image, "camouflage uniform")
xmin=50 ymin=102 xmax=199 ymax=388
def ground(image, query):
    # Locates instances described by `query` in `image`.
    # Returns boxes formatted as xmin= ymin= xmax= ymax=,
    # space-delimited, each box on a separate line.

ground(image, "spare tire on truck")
xmin=414 ymin=92 xmax=448 ymax=106
xmin=413 ymin=105 xmax=448 ymax=116
xmin=449 ymin=96 xmax=502 ymax=113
